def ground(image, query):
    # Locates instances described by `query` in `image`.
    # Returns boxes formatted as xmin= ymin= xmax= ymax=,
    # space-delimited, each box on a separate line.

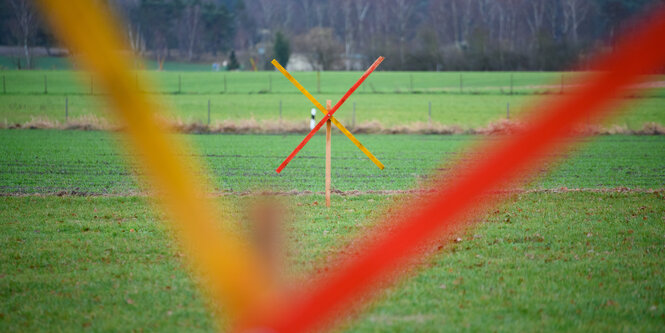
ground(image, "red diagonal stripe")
xmin=248 ymin=6 xmax=665 ymax=332
xmin=275 ymin=57 xmax=384 ymax=173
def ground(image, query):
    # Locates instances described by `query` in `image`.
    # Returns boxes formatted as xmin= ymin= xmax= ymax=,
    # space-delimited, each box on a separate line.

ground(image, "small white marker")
xmin=310 ymin=108 xmax=316 ymax=130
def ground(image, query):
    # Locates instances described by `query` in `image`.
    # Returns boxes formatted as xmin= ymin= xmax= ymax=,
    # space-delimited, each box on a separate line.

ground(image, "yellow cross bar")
xmin=271 ymin=60 xmax=385 ymax=170
xmin=38 ymin=0 xmax=275 ymax=322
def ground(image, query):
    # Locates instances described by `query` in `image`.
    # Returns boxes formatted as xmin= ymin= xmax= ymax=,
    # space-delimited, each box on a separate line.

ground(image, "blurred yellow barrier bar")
xmin=271 ymin=60 xmax=385 ymax=170
xmin=38 ymin=0 xmax=274 ymax=321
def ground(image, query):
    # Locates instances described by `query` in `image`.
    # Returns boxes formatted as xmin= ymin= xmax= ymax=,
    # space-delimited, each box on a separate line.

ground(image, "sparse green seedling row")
xmin=0 ymin=131 xmax=663 ymax=195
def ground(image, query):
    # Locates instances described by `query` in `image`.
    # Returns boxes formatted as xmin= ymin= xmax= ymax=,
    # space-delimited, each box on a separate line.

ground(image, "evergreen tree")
xmin=273 ymin=31 xmax=290 ymax=67
xmin=228 ymin=50 xmax=240 ymax=70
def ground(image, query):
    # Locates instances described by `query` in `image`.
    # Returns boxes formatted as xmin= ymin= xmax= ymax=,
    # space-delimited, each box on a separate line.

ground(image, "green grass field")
xmin=1 ymin=191 xmax=664 ymax=331
xmin=0 ymin=69 xmax=662 ymax=129
xmin=1 ymin=67 xmax=664 ymax=331
xmin=1 ymin=130 xmax=664 ymax=331
xmin=1 ymin=92 xmax=663 ymax=130
xmin=1 ymin=131 xmax=663 ymax=194
xmin=0 ymin=69 xmax=595 ymax=94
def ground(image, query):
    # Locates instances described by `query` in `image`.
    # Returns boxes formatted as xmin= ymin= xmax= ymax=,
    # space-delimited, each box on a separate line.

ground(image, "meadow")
xmin=1 ymin=191 xmax=664 ymax=331
xmin=0 ymin=69 xmax=663 ymax=129
xmin=1 ymin=130 xmax=664 ymax=194
xmin=1 ymin=66 xmax=664 ymax=331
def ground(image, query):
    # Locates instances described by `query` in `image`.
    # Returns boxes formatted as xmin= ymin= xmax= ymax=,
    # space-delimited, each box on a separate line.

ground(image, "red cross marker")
xmin=275 ymin=57 xmax=384 ymax=173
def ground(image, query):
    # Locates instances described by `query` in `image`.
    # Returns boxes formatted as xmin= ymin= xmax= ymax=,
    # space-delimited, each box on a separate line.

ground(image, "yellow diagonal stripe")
xmin=271 ymin=60 xmax=385 ymax=170
xmin=38 ymin=0 xmax=275 ymax=321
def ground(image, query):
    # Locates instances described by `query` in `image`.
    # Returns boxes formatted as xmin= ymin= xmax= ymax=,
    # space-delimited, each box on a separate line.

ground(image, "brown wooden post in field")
xmin=510 ymin=74 xmax=513 ymax=95
xmin=428 ymin=101 xmax=432 ymax=124
xmin=459 ymin=73 xmax=463 ymax=93
xmin=560 ymin=74 xmax=564 ymax=94
xmin=317 ymin=71 xmax=321 ymax=93
xmin=325 ymin=99 xmax=332 ymax=207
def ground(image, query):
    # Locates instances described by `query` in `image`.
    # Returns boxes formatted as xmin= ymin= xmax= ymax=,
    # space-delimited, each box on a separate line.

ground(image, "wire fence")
xmin=3 ymin=70 xmax=661 ymax=96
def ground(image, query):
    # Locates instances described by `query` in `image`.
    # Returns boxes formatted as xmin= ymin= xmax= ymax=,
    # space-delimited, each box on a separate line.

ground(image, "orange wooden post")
xmin=325 ymin=100 xmax=332 ymax=207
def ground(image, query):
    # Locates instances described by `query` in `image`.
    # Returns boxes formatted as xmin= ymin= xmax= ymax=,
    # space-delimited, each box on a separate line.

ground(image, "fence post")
xmin=507 ymin=102 xmax=510 ymax=120
xmin=560 ymin=74 xmax=564 ymax=94
xmin=178 ymin=74 xmax=182 ymax=94
xmin=459 ymin=73 xmax=463 ymax=93
xmin=207 ymin=99 xmax=211 ymax=125
xmin=44 ymin=75 xmax=47 ymax=94
xmin=65 ymin=96 xmax=68 ymax=122
xmin=510 ymin=74 xmax=513 ymax=95
xmin=428 ymin=101 xmax=432 ymax=124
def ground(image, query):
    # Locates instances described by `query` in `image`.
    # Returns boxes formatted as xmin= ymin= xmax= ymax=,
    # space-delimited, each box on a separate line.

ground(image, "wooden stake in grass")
xmin=325 ymin=100 xmax=332 ymax=208
xmin=428 ymin=101 xmax=432 ymax=124
xmin=510 ymin=74 xmax=513 ymax=95
xmin=561 ymin=74 xmax=565 ymax=94
xmin=459 ymin=73 xmax=463 ymax=93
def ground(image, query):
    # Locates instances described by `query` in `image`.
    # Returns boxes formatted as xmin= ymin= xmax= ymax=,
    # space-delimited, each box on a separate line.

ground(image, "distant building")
xmin=286 ymin=53 xmax=314 ymax=71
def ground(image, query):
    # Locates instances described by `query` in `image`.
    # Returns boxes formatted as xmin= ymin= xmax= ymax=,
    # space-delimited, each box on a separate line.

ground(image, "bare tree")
xmin=446 ymin=0 xmax=475 ymax=48
xmin=339 ymin=0 xmax=370 ymax=70
xmin=127 ymin=23 xmax=145 ymax=57
xmin=561 ymin=0 xmax=591 ymax=45
xmin=392 ymin=0 xmax=418 ymax=67
xmin=295 ymin=27 xmax=342 ymax=70
xmin=525 ymin=0 xmax=548 ymax=43
xmin=8 ymin=0 xmax=36 ymax=69
xmin=178 ymin=4 xmax=201 ymax=61
xmin=299 ymin=0 xmax=316 ymax=31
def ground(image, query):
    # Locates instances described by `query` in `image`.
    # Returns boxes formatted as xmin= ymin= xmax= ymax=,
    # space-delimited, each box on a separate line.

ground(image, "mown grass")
xmin=0 ymin=69 xmax=593 ymax=94
xmin=1 ymin=130 xmax=663 ymax=194
xmin=1 ymin=69 xmax=663 ymax=96
xmin=1 ymin=92 xmax=663 ymax=130
xmin=1 ymin=191 xmax=664 ymax=331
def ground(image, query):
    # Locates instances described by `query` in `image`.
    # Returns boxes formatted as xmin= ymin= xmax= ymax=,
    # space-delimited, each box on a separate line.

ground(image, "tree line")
xmin=0 ymin=0 xmax=661 ymax=71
